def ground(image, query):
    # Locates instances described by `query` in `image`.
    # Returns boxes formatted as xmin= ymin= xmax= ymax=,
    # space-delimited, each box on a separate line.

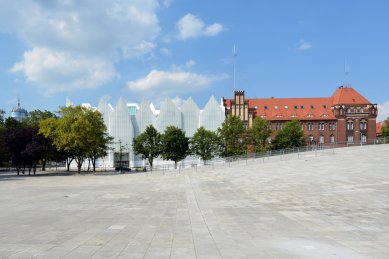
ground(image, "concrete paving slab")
xmin=0 ymin=144 xmax=388 ymax=258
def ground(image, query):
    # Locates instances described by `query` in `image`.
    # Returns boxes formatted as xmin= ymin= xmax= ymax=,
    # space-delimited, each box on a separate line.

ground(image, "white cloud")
xmin=378 ymin=101 xmax=389 ymax=121
xmin=185 ymin=59 xmax=196 ymax=69
xmin=2 ymin=0 xmax=161 ymax=92
xmin=171 ymin=59 xmax=196 ymax=71
xmin=296 ymin=39 xmax=312 ymax=51
xmin=127 ymin=69 xmax=228 ymax=95
xmin=160 ymin=48 xmax=172 ymax=56
xmin=176 ymin=13 xmax=225 ymax=40
xmin=11 ymin=47 xmax=115 ymax=93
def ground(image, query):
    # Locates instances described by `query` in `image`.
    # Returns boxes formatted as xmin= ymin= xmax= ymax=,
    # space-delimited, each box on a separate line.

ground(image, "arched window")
xmin=308 ymin=135 xmax=314 ymax=143
xmin=329 ymin=134 xmax=335 ymax=143
xmin=319 ymin=135 xmax=324 ymax=144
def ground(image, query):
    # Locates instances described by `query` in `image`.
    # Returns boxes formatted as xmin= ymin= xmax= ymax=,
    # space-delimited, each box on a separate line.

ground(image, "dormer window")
xmin=294 ymin=105 xmax=298 ymax=109
xmin=310 ymin=105 xmax=314 ymax=109
xmin=274 ymin=105 xmax=278 ymax=109
xmin=301 ymin=105 xmax=304 ymax=109
xmin=264 ymin=106 xmax=268 ymax=110
xmin=284 ymin=105 xmax=288 ymax=109
xmin=323 ymin=105 xmax=327 ymax=109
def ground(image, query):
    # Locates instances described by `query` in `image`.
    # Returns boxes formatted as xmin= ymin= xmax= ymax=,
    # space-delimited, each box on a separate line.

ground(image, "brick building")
xmin=223 ymin=86 xmax=378 ymax=145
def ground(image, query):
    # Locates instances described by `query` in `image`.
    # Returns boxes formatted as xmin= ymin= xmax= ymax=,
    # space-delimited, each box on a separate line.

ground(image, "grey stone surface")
xmin=0 ymin=145 xmax=389 ymax=258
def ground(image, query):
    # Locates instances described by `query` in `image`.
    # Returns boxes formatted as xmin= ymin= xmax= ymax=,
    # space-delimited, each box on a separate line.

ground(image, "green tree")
xmin=382 ymin=118 xmax=389 ymax=141
xmin=0 ymin=124 xmax=8 ymax=166
xmin=190 ymin=127 xmax=221 ymax=164
xmin=247 ymin=117 xmax=271 ymax=153
xmin=218 ymin=115 xmax=247 ymax=157
xmin=161 ymin=126 xmax=189 ymax=169
xmin=133 ymin=125 xmax=161 ymax=170
xmin=26 ymin=110 xmax=58 ymax=127
xmin=272 ymin=120 xmax=305 ymax=150
xmin=40 ymin=106 xmax=110 ymax=174
xmin=4 ymin=117 xmax=23 ymax=129
xmin=0 ymin=109 xmax=5 ymax=126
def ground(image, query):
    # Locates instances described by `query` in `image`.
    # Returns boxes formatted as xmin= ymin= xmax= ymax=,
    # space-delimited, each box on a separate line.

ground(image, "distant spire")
xmin=17 ymin=97 xmax=21 ymax=108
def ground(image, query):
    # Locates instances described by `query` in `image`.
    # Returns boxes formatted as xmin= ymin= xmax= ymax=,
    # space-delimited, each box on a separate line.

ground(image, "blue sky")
xmin=1 ymin=0 xmax=389 ymax=120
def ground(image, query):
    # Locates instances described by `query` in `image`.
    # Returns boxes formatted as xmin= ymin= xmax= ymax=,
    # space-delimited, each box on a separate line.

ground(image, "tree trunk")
xmin=148 ymin=158 xmax=153 ymax=172
xmin=42 ymin=159 xmax=46 ymax=171
xmin=87 ymin=159 xmax=90 ymax=172
xmin=92 ymin=157 xmax=96 ymax=172
xmin=76 ymin=157 xmax=83 ymax=174
xmin=174 ymin=161 xmax=177 ymax=169
xmin=66 ymin=158 xmax=71 ymax=172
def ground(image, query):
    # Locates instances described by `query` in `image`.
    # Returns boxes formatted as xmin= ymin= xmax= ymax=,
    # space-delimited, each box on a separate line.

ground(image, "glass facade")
xmin=157 ymin=98 xmax=182 ymax=132
xmin=109 ymin=98 xmax=134 ymax=167
xmin=136 ymin=101 xmax=156 ymax=135
xmin=82 ymin=96 xmax=226 ymax=168
xmin=200 ymin=96 xmax=225 ymax=132
xmin=181 ymin=97 xmax=200 ymax=137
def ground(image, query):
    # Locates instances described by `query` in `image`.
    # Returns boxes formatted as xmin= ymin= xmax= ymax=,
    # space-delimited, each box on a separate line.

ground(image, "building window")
xmin=276 ymin=123 xmax=283 ymax=131
xmin=360 ymin=121 xmax=367 ymax=130
xmin=301 ymin=105 xmax=304 ymax=109
xmin=329 ymin=134 xmax=335 ymax=143
xmin=319 ymin=135 xmax=324 ymax=144
xmin=346 ymin=121 xmax=354 ymax=130
xmin=347 ymin=135 xmax=354 ymax=143
xmin=284 ymin=105 xmax=288 ymax=109
xmin=264 ymin=106 xmax=268 ymax=110
xmin=294 ymin=105 xmax=298 ymax=109
xmin=323 ymin=105 xmax=328 ymax=109
xmin=308 ymin=122 xmax=314 ymax=131
xmin=301 ymin=124 xmax=304 ymax=130
xmin=318 ymin=122 xmax=325 ymax=131
xmin=308 ymin=135 xmax=314 ymax=143
xmin=361 ymin=133 xmax=367 ymax=143
xmin=274 ymin=105 xmax=278 ymax=109
xmin=329 ymin=122 xmax=335 ymax=131
xmin=310 ymin=105 xmax=315 ymax=109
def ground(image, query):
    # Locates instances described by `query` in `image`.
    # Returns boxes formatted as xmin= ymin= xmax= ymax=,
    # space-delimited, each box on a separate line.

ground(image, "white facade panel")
xmin=181 ymin=97 xmax=200 ymax=137
xmin=156 ymin=98 xmax=182 ymax=133
xmin=200 ymin=96 xmax=225 ymax=132
xmin=109 ymin=98 xmax=134 ymax=167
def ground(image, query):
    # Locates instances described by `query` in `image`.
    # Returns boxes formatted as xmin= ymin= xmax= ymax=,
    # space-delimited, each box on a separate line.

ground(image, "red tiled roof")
xmin=247 ymin=97 xmax=335 ymax=121
xmin=224 ymin=87 xmax=373 ymax=121
xmin=331 ymin=86 xmax=370 ymax=105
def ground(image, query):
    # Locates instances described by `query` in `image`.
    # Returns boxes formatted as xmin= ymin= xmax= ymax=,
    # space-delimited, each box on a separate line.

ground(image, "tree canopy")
xmin=190 ymin=127 xmax=221 ymax=164
xmin=247 ymin=117 xmax=271 ymax=153
xmin=381 ymin=118 xmax=389 ymax=140
xmin=218 ymin=115 xmax=247 ymax=157
xmin=39 ymin=106 xmax=111 ymax=173
xmin=133 ymin=125 xmax=161 ymax=170
xmin=161 ymin=126 xmax=189 ymax=168
xmin=3 ymin=127 xmax=47 ymax=175
xmin=272 ymin=120 xmax=305 ymax=150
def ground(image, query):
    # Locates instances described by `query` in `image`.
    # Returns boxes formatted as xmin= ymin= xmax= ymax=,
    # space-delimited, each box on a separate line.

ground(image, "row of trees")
xmin=133 ymin=116 xmax=307 ymax=169
xmin=0 ymin=109 xmax=67 ymax=174
xmin=0 ymin=106 xmax=111 ymax=174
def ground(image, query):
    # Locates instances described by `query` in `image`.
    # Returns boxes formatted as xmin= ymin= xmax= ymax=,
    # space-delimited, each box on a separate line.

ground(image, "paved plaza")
xmin=0 ymin=145 xmax=389 ymax=258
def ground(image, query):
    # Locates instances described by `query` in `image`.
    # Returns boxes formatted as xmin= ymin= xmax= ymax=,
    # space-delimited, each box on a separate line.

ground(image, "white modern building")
xmin=72 ymin=96 xmax=226 ymax=169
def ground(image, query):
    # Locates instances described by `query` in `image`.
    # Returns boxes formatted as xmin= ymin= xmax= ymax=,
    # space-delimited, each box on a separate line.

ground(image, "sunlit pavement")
xmin=0 ymin=145 xmax=388 ymax=258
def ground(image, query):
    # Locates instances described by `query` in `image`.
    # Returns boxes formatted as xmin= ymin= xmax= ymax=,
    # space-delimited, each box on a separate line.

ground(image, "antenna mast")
xmin=233 ymin=44 xmax=237 ymax=93
xmin=344 ymin=58 xmax=350 ymax=87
